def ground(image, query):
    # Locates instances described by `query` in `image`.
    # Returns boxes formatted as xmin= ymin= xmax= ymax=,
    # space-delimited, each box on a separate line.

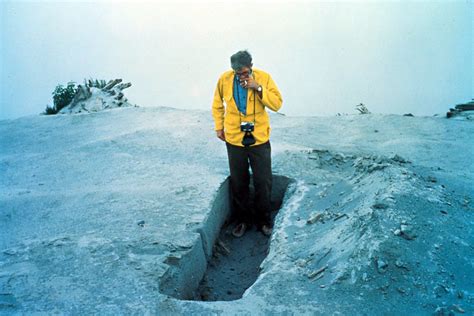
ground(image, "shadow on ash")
xmin=159 ymin=175 xmax=294 ymax=301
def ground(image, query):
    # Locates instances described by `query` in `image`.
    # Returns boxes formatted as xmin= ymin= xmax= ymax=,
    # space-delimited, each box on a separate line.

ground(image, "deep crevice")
xmin=159 ymin=175 xmax=294 ymax=301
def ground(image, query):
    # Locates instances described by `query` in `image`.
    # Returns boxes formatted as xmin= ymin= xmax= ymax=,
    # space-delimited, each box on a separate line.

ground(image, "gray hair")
xmin=230 ymin=50 xmax=252 ymax=70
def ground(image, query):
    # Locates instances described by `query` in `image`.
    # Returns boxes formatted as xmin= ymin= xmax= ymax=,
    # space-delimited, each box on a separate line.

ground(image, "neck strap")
xmin=235 ymin=76 xmax=256 ymax=125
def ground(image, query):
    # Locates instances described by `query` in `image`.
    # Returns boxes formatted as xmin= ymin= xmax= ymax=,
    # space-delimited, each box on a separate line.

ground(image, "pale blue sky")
xmin=0 ymin=0 xmax=472 ymax=119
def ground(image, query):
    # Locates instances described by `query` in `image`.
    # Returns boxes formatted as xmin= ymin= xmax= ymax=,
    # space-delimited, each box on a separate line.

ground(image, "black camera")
xmin=242 ymin=131 xmax=256 ymax=147
xmin=240 ymin=122 xmax=255 ymax=132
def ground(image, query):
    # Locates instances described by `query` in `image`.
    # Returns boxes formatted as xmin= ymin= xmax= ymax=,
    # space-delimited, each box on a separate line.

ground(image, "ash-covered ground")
xmin=0 ymin=106 xmax=472 ymax=315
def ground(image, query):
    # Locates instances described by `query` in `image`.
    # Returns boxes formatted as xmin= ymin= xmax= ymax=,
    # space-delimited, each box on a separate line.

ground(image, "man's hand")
xmin=240 ymin=76 xmax=262 ymax=98
xmin=216 ymin=130 xmax=226 ymax=142
xmin=240 ymin=76 xmax=259 ymax=90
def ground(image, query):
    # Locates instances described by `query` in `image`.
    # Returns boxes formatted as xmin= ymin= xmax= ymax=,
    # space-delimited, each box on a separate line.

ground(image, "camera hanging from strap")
xmin=236 ymin=83 xmax=256 ymax=147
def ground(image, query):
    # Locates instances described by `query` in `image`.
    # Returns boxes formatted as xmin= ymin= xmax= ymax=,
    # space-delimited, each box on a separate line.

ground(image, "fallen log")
xmin=103 ymin=79 xmax=122 ymax=91
xmin=446 ymin=100 xmax=474 ymax=118
xmin=455 ymin=101 xmax=474 ymax=111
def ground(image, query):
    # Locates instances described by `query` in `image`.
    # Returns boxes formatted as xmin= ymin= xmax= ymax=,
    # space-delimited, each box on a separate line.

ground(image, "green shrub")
xmin=53 ymin=82 xmax=77 ymax=112
xmin=42 ymin=81 xmax=77 ymax=115
xmin=43 ymin=105 xmax=56 ymax=115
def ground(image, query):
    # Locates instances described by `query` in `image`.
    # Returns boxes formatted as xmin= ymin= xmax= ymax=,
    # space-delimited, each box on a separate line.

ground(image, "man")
xmin=211 ymin=50 xmax=283 ymax=237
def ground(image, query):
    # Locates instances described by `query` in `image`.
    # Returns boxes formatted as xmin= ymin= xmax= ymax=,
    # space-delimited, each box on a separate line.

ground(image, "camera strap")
xmin=235 ymin=77 xmax=256 ymax=126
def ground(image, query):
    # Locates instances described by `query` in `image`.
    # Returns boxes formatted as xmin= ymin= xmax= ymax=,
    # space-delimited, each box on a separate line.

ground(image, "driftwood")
xmin=87 ymin=79 xmax=107 ymax=89
xmin=356 ymin=103 xmax=370 ymax=114
xmin=70 ymin=84 xmax=91 ymax=105
xmin=455 ymin=102 xmax=474 ymax=111
xmin=103 ymin=79 xmax=122 ymax=91
xmin=116 ymin=82 xmax=132 ymax=90
xmin=59 ymin=78 xmax=133 ymax=114
xmin=447 ymin=100 xmax=474 ymax=118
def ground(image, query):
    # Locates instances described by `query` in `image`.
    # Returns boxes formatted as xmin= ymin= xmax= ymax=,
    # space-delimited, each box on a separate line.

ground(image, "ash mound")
xmin=0 ymin=107 xmax=472 ymax=314
xmin=59 ymin=79 xmax=135 ymax=114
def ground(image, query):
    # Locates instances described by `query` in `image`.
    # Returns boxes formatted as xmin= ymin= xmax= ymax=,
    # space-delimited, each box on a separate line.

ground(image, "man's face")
xmin=235 ymin=67 xmax=252 ymax=80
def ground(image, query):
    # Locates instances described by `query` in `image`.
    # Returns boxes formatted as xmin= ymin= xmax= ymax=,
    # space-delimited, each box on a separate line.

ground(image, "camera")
xmin=242 ymin=131 xmax=256 ymax=147
xmin=240 ymin=122 xmax=255 ymax=132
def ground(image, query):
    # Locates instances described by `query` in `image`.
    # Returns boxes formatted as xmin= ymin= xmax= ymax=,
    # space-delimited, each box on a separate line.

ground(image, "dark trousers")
xmin=226 ymin=141 xmax=272 ymax=226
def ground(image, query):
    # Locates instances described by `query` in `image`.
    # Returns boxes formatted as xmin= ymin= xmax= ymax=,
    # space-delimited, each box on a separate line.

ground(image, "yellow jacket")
xmin=211 ymin=68 xmax=283 ymax=147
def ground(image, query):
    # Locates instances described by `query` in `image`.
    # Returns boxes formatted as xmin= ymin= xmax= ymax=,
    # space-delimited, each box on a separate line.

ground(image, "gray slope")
xmin=0 ymin=107 xmax=472 ymax=314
